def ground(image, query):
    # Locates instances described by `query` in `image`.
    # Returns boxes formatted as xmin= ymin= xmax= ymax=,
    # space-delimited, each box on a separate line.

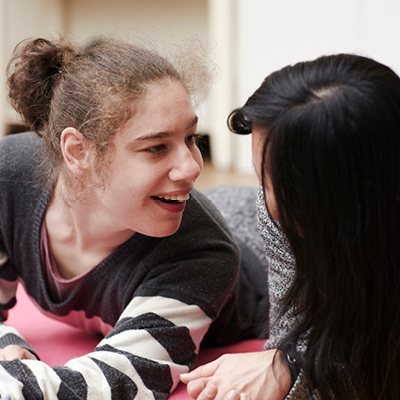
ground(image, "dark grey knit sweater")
xmin=0 ymin=132 xmax=248 ymax=400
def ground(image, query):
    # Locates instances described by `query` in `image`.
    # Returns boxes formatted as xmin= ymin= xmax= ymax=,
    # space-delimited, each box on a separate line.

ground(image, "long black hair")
xmin=229 ymin=54 xmax=400 ymax=399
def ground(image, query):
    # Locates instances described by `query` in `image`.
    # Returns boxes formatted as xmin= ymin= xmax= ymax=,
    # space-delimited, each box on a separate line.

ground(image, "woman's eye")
xmin=143 ymin=144 xmax=167 ymax=154
xmin=186 ymin=133 xmax=202 ymax=146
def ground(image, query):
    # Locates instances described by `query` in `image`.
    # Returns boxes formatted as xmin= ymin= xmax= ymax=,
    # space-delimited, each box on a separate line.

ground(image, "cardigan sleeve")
xmin=0 ymin=293 xmax=213 ymax=400
xmin=0 ymin=254 xmax=236 ymax=400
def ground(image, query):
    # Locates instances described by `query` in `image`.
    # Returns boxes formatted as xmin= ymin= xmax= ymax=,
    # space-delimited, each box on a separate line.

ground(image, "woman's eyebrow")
xmin=135 ymin=131 xmax=171 ymax=141
xmin=134 ymin=116 xmax=199 ymax=142
xmin=187 ymin=115 xmax=198 ymax=129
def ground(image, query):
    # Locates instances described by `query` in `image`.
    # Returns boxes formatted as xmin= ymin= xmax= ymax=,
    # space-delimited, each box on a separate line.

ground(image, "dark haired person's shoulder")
xmin=0 ymin=132 xmax=44 ymax=181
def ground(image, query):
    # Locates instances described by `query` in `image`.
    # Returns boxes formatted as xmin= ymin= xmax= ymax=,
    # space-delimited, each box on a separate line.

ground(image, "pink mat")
xmin=7 ymin=284 xmax=265 ymax=399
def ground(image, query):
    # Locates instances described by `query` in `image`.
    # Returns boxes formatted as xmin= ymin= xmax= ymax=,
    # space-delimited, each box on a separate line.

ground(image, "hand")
xmin=0 ymin=345 xmax=37 ymax=361
xmin=180 ymin=350 xmax=291 ymax=400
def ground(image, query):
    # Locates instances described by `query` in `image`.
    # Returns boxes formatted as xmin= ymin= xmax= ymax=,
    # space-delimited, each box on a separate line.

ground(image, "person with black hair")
xmin=182 ymin=53 xmax=400 ymax=400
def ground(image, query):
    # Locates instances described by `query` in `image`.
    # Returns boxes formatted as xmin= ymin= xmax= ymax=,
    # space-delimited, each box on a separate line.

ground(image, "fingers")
xmin=226 ymin=390 xmax=242 ymax=400
xmin=20 ymin=349 xmax=38 ymax=360
xmin=186 ymin=378 xmax=209 ymax=398
xmin=180 ymin=372 xmax=194 ymax=384
xmin=197 ymin=387 xmax=249 ymax=400
xmin=0 ymin=345 xmax=37 ymax=361
xmin=186 ymin=382 xmax=249 ymax=400
xmin=196 ymin=383 xmax=217 ymax=400
xmin=181 ymin=360 xmax=219 ymax=383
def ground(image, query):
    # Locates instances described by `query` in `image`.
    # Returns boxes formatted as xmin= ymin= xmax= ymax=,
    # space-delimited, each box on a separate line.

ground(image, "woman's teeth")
xmin=153 ymin=194 xmax=190 ymax=202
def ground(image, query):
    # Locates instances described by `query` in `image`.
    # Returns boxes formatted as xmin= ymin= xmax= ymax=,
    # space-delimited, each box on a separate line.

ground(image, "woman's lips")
xmin=151 ymin=193 xmax=190 ymax=213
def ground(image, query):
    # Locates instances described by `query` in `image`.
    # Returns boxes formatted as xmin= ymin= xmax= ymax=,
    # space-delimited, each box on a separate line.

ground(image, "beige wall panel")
xmin=64 ymin=0 xmax=208 ymax=43
xmin=1 ymin=0 xmax=64 ymax=136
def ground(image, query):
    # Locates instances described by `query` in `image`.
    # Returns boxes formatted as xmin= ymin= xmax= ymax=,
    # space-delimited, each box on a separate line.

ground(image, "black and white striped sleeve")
xmin=0 ymin=294 xmax=212 ymax=400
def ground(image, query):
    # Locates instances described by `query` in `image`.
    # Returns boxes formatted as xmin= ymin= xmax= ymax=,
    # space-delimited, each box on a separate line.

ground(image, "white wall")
xmin=237 ymin=0 xmax=400 ymax=103
xmin=230 ymin=0 xmax=400 ymax=174
xmin=363 ymin=0 xmax=400 ymax=74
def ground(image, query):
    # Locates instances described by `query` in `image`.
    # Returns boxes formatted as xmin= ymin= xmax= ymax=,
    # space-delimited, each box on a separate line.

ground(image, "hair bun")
xmin=6 ymin=37 xmax=76 ymax=133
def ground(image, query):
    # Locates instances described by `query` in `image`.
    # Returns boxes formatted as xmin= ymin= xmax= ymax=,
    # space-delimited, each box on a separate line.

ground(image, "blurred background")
xmin=1 ymin=0 xmax=399 ymax=188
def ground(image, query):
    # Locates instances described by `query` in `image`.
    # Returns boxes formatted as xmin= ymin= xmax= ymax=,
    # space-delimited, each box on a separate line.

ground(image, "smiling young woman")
xmin=0 ymin=36 xmax=267 ymax=400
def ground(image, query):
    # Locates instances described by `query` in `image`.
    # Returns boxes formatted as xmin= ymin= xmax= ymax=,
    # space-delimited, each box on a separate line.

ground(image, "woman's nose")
xmin=169 ymin=147 xmax=203 ymax=182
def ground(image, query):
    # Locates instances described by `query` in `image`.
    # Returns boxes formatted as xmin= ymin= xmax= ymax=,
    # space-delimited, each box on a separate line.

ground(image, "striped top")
xmin=0 ymin=132 xmax=242 ymax=400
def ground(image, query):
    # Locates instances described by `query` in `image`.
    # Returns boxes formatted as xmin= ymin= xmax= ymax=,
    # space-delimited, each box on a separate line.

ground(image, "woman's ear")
xmin=60 ymin=127 xmax=92 ymax=177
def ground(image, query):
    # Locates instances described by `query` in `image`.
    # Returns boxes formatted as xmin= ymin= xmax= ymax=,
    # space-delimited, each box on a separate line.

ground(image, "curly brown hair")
xmin=6 ymin=35 xmax=211 ymax=191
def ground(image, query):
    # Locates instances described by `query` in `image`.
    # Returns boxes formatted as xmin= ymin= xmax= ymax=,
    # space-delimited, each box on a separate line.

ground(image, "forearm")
xmin=0 ymin=295 xmax=212 ymax=400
